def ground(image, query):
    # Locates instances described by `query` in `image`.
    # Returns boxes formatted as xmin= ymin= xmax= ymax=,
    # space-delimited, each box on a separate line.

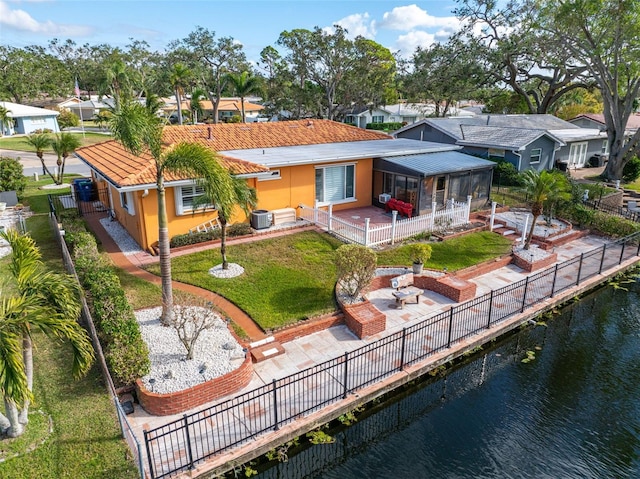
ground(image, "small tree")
xmin=0 ymin=156 xmax=27 ymax=198
xmin=56 ymin=109 xmax=80 ymax=130
xmin=170 ymin=299 xmax=220 ymax=360
xmin=25 ymin=132 xmax=52 ymax=176
xmin=50 ymin=133 xmax=81 ymax=185
xmin=335 ymin=244 xmax=377 ymax=301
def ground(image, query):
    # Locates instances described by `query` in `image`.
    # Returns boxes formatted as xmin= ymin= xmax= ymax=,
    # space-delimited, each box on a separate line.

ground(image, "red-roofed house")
xmin=75 ymin=120 xmax=494 ymax=253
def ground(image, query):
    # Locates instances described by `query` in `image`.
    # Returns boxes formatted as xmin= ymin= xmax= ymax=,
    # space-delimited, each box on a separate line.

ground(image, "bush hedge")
xmin=0 ymin=156 xmax=27 ymax=198
xmin=170 ymin=222 xmax=253 ymax=248
xmin=366 ymin=122 xmax=404 ymax=131
xmin=65 ymin=227 xmax=150 ymax=387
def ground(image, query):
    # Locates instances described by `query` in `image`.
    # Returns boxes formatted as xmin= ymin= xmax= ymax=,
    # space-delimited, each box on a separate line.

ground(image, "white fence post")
xmin=430 ymin=201 xmax=437 ymax=231
xmin=391 ymin=210 xmax=398 ymax=245
xmin=490 ymin=201 xmax=497 ymax=231
xmin=466 ymin=195 xmax=472 ymax=222
xmin=328 ymin=203 xmax=333 ymax=232
xmin=313 ymin=200 xmax=319 ymax=224
xmin=364 ymin=218 xmax=370 ymax=246
xmin=520 ymin=214 xmax=529 ymax=245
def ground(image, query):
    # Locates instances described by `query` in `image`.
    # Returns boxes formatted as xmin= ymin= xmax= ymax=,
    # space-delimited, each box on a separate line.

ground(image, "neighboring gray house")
xmin=68 ymin=98 xmax=115 ymax=120
xmin=344 ymin=103 xmax=474 ymax=129
xmin=0 ymin=101 xmax=60 ymax=136
xmin=394 ymin=114 xmax=607 ymax=171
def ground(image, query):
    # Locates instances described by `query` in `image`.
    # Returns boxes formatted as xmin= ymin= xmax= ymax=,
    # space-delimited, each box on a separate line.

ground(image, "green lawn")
xmin=0 ymin=132 xmax=111 ymax=152
xmin=0 ymin=194 xmax=138 ymax=478
xmin=147 ymin=231 xmax=345 ymax=330
xmin=147 ymin=230 xmax=512 ymax=330
xmin=376 ymin=231 xmax=513 ymax=271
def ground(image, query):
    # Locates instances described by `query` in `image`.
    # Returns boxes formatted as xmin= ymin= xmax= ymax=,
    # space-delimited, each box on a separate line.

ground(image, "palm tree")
xmin=195 ymin=174 xmax=257 ymax=269
xmin=169 ymin=63 xmax=193 ymax=125
xmin=25 ymin=132 xmax=53 ymax=176
xmin=520 ymin=169 xmax=571 ymax=249
xmin=110 ymin=99 xmax=233 ymax=324
xmin=101 ymin=59 xmax=137 ymax=106
xmin=0 ymin=230 xmax=94 ymax=437
xmin=225 ymin=71 xmax=262 ymax=123
xmin=50 ymin=133 xmax=82 ymax=184
xmin=190 ymin=87 xmax=207 ymax=124
xmin=0 ymin=105 xmax=11 ymax=136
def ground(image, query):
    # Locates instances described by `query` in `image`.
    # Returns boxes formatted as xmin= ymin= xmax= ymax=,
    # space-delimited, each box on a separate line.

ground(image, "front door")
xmin=568 ymin=142 xmax=588 ymax=168
xmin=434 ymin=176 xmax=446 ymax=205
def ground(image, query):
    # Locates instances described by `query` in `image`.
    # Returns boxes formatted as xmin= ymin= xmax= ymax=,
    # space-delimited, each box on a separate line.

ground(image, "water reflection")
xmin=256 ymin=282 xmax=640 ymax=479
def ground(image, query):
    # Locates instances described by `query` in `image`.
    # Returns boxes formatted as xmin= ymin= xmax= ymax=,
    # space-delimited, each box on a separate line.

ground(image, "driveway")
xmin=0 ymin=148 xmax=90 ymax=178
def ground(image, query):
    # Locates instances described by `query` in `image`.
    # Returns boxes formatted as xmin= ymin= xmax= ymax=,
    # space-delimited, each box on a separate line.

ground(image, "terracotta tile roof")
xmin=198 ymin=99 xmax=264 ymax=112
xmin=76 ymin=120 xmax=389 ymax=188
xmin=161 ymin=119 xmax=391 ymax=151
xmin=75 ymin=140 xmax=267 ymax=188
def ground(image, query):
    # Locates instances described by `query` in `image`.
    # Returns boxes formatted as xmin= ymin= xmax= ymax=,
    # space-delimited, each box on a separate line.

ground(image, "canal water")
xmin=255 ymin=280 xmax=640 ymax=479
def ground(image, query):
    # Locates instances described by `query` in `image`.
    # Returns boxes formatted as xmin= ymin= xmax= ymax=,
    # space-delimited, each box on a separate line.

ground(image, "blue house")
xmin=394 ymin=114 xmax=606 ymax=171
xmin=0 ymin=101 xmax=60 ymax=136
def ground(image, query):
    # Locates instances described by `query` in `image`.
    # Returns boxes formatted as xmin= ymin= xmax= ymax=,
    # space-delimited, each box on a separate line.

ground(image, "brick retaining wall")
xmin=136 ymin=354 xmax=253 ymax=416
xmin=273 ymin=313 xmax=345 ymax=344
xmin=342 ymin=301 xmax=386 ymax=339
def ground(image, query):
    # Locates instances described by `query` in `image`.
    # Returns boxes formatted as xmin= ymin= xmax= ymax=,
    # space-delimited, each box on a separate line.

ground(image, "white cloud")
xmin=394 ymin=30 xmax=437 ymax=57
xmin=380 ymin=4 xmax=460 ymax=31
xmin=332 ymin=12 xmax=377 ymax=39
xmin=0 ymin=0 xmax=92 ymax=36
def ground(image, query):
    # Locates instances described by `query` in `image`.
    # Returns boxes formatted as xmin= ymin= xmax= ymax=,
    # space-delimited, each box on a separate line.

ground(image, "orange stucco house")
xmin=75 ymin=120 xmax=492 ymax=253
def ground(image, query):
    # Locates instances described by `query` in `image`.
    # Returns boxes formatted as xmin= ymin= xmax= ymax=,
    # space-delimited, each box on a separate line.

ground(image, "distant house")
xmin=68 ymin=98 xmax=115 ymax=120
xmin=162 ymin=97 xmax=265 ymax=123
xmin=75 ymin=120 xmax=494 ymax=253
xmin=0 ymin=101 xmax=60 ymax=135
xmin=344 ymin=103 xmax=474 ymax=129
xmin=394 ymin=114 xmax=607 ymax=171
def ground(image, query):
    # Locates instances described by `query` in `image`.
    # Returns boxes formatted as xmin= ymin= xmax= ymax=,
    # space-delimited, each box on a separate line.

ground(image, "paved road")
xmin=0 ymin=148 xmax=90 ymax=178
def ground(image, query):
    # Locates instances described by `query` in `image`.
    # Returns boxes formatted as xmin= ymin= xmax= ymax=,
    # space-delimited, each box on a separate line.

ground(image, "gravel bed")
xmin=99 ymin=217 xmax=147 ymax=256
xmin=209 ymin=263 xmax=245 ymax=278
xmin=136 ymin=306 xmax=246 ymax=394
xmin=513 ymin=245 xmax=553 ymax=261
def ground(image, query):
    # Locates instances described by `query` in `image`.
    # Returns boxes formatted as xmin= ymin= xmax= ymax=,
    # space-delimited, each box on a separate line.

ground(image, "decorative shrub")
xmin=0 ymin=156 xmax=27 ymax=197
xmin=56 ymin=109 xmax=80 ymax=129
xmin=170 ymin=222 xmax=253 ymax=248
xmin=407 ymin=242 xmax=433 ymax=264
xmin=335 ymin=244 xmax=377 ymax=301
xmin=622 ymin=156 xmax=640 ymax=183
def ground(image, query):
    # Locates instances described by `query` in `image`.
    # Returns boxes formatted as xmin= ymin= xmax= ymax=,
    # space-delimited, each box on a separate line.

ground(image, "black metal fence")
xmin=142 ymin=232 xmax=640 ymax=479
xmin=48 ymin=182 xmax=111 ymax=217
xmin=584 ymin=198 xmax=640 ymax=223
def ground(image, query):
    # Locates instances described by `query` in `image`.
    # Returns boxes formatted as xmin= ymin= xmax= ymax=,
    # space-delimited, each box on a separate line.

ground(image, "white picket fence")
xmin=299 ymin=196 xmax=472 ymax=246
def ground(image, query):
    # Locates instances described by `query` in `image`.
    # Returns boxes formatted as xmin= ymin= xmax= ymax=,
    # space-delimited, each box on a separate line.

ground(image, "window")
xmin=530 ymin=148 xmax=542 ymax=164
xmin=602 ymin=140 xmax=609 ymax=155
xmin=315 ymin=164 xmax=355 ymax=204
xmin=488 ymin=148 xmax=505 ymax=158
xmin=30 ymin=117 xmax=45 ymax=125
xmin=371 ymin=115 xmax=384 ymax=123
xmin=120 ymin=192 xmax=135 ymax=215
xmin=176 ymin=184 xmax=211 ymax=215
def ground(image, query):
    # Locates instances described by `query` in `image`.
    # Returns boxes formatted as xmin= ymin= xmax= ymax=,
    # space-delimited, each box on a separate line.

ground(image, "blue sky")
xmin=0 ymin=0 xmax=462 ymax=61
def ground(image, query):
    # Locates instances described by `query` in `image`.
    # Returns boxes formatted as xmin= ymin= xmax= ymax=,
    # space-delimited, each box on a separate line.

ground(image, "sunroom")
xmin=372 ymin=151 xmax=495 ymax=216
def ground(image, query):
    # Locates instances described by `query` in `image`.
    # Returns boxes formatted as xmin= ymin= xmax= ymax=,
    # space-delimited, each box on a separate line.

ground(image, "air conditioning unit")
xmin=379 ymin=193 xmax=391 ymax=204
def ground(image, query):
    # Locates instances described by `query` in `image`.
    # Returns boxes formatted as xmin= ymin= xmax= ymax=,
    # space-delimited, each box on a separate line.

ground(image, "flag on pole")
xmin=74 ymin=78 xmax=80 ymax=98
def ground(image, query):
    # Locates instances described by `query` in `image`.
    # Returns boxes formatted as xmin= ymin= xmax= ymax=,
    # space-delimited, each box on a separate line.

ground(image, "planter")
xmin=412 ymin=262 xmax=424 ymax=274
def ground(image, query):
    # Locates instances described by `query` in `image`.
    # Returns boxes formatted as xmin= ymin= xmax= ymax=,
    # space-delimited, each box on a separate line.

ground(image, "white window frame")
xmin=175 ymin=184 xmax=212 ymax=215
xmin=30 ymin=117 xmax=46 ymax=125
xmin=602 ymin=139 xmax=609 ymax=155
xmin=371 ymin=115 xmax=384 ymax=123
xmin=315 ymin=163 xmax=356 ymax=206
xmin=488 ymin=148 xmax=505 ymax=158
xmin=120 ymin=191 xmax=135 ymax=215
xmin=530 ymin=148 xmax=542 ymax=164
